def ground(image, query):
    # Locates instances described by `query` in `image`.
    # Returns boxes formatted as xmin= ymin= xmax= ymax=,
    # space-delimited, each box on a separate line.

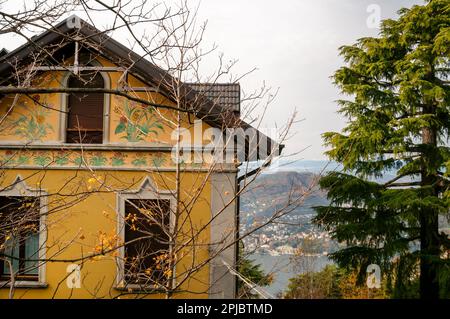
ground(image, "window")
xmin=124 ymin=199 xmax=171 ymax=286
xmin=0 ymin=196 xmax=40 ymax=282
xmin=66 ymin=71 xmax=105 ymax=144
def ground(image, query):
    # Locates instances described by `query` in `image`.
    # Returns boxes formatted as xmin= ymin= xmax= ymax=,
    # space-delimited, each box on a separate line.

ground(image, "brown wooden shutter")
xmin=66 ymin=72 xmax=104 ymax=144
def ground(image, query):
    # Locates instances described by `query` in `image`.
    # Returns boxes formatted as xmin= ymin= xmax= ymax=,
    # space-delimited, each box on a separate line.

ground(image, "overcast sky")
xmin=195 ymin=0 xmax=424 ymax=160
xmin=1 ymin=0 xmax=424 ymax=160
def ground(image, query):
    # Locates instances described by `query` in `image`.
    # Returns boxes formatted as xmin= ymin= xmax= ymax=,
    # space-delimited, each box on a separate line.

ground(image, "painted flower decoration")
xmin=114 ymin=98 xmax=163 ymax=142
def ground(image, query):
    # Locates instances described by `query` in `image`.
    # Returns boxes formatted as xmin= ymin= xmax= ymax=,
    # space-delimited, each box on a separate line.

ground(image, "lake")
xmin=250 ymin=252 xmax=332 ymax=297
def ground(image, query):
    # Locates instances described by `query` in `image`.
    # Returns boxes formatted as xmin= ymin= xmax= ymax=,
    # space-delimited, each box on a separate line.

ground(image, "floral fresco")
xmin=113 ymin=96 xmax=164 ymax=142
xmin=131 ymin=154 xmax=147 ymax=167
xmin=111 ymin=152 xmax=127 ymax=166
xmin=33 ymin=154 xmax=52 ymax=166
xmin=3 ymin=96 xmax=54 ymax=141
xmin=0 ymin=149 xmax=212 ymax=171
xmin=54 ymin=152 xmax=70 ymax=166
xmin=89 ymin=153 xmax=107 ymax=166
xmin=0 ymin=150 xmax=181 ymax=169
xmin=151 ymin=154 xmax=166 ymax=167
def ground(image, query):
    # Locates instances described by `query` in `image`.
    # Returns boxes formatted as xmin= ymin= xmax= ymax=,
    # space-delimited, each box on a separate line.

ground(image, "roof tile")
xmin=187 ymin=83 xmax=240 ymax=113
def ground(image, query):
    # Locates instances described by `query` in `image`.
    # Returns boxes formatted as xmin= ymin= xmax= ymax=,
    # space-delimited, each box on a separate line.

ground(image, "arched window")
xmin=66 ymin=71 xmax=105 ymax=144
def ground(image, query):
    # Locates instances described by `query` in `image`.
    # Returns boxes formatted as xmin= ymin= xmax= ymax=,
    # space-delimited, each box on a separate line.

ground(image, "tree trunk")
xmin=420 ymin=124 xmax=440 ymax=299
xmin=419 ymin=205 xmax=440 ymax=299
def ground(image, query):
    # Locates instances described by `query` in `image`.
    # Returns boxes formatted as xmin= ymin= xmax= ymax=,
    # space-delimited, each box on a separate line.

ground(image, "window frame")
xmin=59 ymin=60 xmax=111 ymax=145
xmin=0 ymin=198 xmax=40 ymax=281
xmin=115 ymin=177 xmax=175 ymax=291
xmin=0 ymin=176 xmax=47 ymax=288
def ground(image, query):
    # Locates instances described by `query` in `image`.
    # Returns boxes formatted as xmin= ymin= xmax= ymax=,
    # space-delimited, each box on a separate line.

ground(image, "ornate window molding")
xmin=115 ymin=176 xmax=176 ymax=291
xmin=0 ymin=175 xmax=48 ymax=288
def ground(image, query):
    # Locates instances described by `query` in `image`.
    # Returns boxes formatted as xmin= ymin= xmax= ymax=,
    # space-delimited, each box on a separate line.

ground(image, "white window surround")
xmin=115 ymin=176 xmax=176 ymax=291
xmin=0 ymin=175 xmax=48 ymax=288
xmin=59 ymin=60 xmax=111 ymax=144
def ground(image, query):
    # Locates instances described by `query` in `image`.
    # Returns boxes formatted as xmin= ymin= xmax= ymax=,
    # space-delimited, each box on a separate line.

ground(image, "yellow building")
xmin=0 ymin=16 xmax=280 ymax=299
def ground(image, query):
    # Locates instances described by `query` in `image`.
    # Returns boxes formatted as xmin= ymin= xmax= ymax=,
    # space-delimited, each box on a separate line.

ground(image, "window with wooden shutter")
xmin=124 ymin=199 xmax=171 ymax=286
xmin=66 ymin=71 xmax=105 ymax=144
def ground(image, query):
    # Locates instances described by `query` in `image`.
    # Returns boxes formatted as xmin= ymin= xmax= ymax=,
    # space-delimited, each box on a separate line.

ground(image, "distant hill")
xmin=240 ymin=170 xmax=328 ymax=231
xmin=240 ymin=161 xmax=449 ymax=245
xmin=240 ymin=159 xmax=338 ymax=176
xmin=241 ymin=161 xmax=449 ymax=296
xmin=239 ymin=160 xmax=403 ymax=252
xmin=262 ymin=159 xmax=340 ymax=174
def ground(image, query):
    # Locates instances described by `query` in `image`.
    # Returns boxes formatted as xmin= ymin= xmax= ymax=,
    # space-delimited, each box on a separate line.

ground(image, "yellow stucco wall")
xmin=0 ymin=169 xmax=212 ymax=299
xmin=0 ymin=57 xmax=232 ymax=299
xmin=0 ymin=57 xmax=213 ymax=146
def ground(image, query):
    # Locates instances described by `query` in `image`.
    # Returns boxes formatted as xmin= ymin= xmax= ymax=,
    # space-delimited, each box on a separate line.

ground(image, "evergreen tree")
xmin=237 ymin=245 xmax=273 ymax=298
xmin=313 ymin=0 xmax=450 ymax=299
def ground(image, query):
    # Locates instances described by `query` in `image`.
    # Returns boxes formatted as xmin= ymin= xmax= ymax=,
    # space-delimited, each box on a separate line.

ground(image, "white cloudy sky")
xmin=0 ymin=0 xmax=424 ymax=159
xmin=195 ymin=0 xmax=424 ymax=160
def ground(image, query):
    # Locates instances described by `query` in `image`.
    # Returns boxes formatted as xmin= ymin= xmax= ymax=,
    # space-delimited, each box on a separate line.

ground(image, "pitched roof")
xmin=0 ymin=15 xmax=283 ymax=159
xmin=0 ymin=48 xmax=8 ymax=58
xmin=187 ymin=83 xmax=240 ymax=113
